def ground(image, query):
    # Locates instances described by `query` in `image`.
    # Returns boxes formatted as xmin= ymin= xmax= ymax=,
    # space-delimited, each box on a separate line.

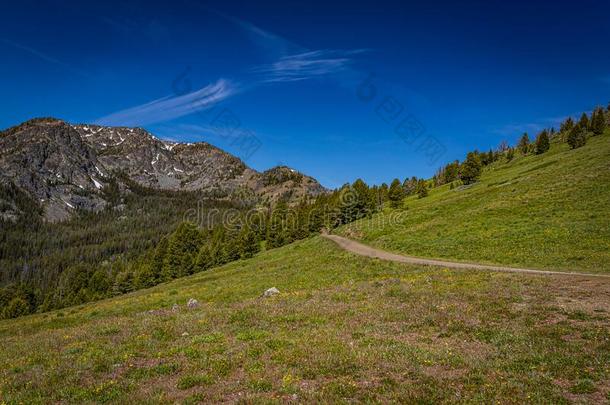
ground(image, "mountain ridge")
xmin=0 ymin=117 xmax=326 ymax=222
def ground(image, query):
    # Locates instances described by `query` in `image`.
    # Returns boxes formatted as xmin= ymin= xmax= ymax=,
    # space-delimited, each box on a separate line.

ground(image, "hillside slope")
xmin=338 ymin=131 xmax=610 ymax=273
xmin=0 ymin=236 xmax=608 ymax=403
xmin=2 ymin=118 xmax=609 ymax=403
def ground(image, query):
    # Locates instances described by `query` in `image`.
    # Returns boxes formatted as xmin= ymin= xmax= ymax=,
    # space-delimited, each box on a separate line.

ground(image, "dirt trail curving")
xmin=321 ymin=234 xmax=610 ymax=278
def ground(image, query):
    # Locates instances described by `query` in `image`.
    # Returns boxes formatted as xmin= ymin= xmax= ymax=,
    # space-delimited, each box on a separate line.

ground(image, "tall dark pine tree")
xmin=518 ymin=132 xmax=530 ymax=155
xmin=578 ymin=112 xmax=590 ymax=131
xmin=266 ymin=201 xmax=289 ymax=248
xmin=481 ymin=149 xmax=494 ymax=166
xmin=535 ymin=130 xmax=550 ymax=155
xmin=460 ymin=152 xmax=482 ymax=184
xmin=567 ymin=126 xmax=586 ymax=149
xmin=591 ymin=107 xmax=606 ymax=135
xmin=443 ymin=161 xmax=460 ymax=184
xmin=220 ymin=233 xmax=241 ymax=263
xmin=560 ymin=117 xmax=574 ymax=133
xmin=238 ymin=226 xmax=260 ymax=259
xmin=388 ymin=179 xmax=404 ymax=208
xmin=150 ymin=237 xmax=169 ymax=280
xmin=402 ymin=176 xmax=418 ymax=196
xmin=352 ymin=178 xmax=376 ymax=218
xmin=194 ymin=244 xmax=212 ymax=272
xmin=337 ymin=185 xmax=358 ymax=224
xmin=378 ymin=183 xmax=389 ymax=204
xmin=162 ymin=222 xmax=204 ymax=281
xmin=416 ymin=179 xmax=429 ymax=198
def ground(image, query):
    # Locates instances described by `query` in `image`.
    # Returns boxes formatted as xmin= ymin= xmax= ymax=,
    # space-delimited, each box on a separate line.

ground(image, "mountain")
xmin=0 ymin=118 xmax=325 ymax=222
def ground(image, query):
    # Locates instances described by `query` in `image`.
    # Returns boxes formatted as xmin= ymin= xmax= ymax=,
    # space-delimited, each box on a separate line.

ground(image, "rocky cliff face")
xmin=0 ymin=118 xmax=326 ymax=222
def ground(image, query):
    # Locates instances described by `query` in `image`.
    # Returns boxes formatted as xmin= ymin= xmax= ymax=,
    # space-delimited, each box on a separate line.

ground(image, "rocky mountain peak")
xmin=0 ymin=118 xmax=327 ymax=222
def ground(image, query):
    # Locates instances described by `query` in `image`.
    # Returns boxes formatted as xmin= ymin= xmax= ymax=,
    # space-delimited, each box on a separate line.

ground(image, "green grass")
xmin=338 ymin=131 xmax=610 ymax=273
xmin=2 ymin=130 xmax=609 ymax=403
xmin=1 ymin=236 xmax=609 ymax=403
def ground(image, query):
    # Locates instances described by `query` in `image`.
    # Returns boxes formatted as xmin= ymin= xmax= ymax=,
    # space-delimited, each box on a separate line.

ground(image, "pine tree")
xmin=388 ymin=178 xmax=404 ymax=208
xmin=206 ymin=229 xmax=226 ymax=266
xmin=1 ymin=297 xmax=30 ymax=319
xmin=266 ymin=201 xmax=288 ymax=248
xmin=591 ymin=107 xmax=606 ymax=135
xmin=266 ymin=226 xmax=287 ymax=249
xmin=518 ymin=133 xmax=530 ymax=155
xmin=416 ymin=179 xmax=428 ymax=198
xmin=506 ymin=148 xmax=515 ymax=161
xmin=239 ymin=226 xmax=260 ymax=259
xmin=578 ymin=112 xmax=589 ymax=131
xmin=220 ymin=233 xmax=242 ymax=263
xmin=351 ymin=179 xmax=376 ymax=218
xmin=150 ymin=237 xmax=168 ymax=282
xmin=378 ymin=183 xmax=389 ymax=203
xmin=402 ymin=176 xmax=418 ymax=196
xmin=535 ymin=130 xmax=550 ymax=154
xmin=133 ymin=264 xmax=156 ymax=289
xmin=337 ymin=185 xmax=357 ymax=224
xmin=441 ymin=161 xmax=458 ymax=184
xmin=88 ymin=269 xmax=110 ymax=297
xmin=291 ymin=199 xmax=312 ymax=240
xmin=194 ymin=244 xmax=212 ymax=272
xmin=460 ymin=152 xmax=482 ymax=184
xmin=162 ymin=222 xmax=204 ymax=280
xmin=113 ymin=270 xmax=134 ymax=294
xmin=560 ymin=117 xmax=574 ymax=133
xmin=567 ymin=126 xmax=586 ymax=149
xmin=481 ymin=149 xmax=494 ymax=166
xmin=497 ymin=140 xmax=509 ymax=152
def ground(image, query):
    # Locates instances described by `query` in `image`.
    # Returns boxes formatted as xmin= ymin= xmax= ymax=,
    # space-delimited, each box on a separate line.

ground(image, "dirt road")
xmin=321 ymin=234 xmax=610 ymax=278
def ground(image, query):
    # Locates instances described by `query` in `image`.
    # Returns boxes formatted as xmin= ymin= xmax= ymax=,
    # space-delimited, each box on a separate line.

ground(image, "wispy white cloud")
xmin=94 ymin=13 xmax=364 ymax=128
xmin=94 ymin=48 xmax=363 ymax=127
xmin=252 ymin=50 xmax=365 ymax=83
xmin=213 ymin=11 xmax=301 ymax=58
xmin=95 ymin=79 xmax=237 ymax=126
xmin=0 ymin=38 xmax=90 ymax=78
xmin=214 ymin=11 xmax=366 ymax=83
xmin=235 ymin=19 xmax=295 ymax=55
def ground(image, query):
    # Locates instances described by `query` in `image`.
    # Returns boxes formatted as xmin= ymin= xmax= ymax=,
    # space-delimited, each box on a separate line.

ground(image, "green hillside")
xmin=339 ymin=131 xmax=610 ymax=273
xmin=2 ymin=120 xmax=609 ymax=403
xmin=1 ymin=236 xmax=609 ymax=403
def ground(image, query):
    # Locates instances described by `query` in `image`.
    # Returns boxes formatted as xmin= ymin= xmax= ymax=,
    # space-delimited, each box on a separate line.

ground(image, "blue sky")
xmin=1 ymin=0 xmax=609 ymax=188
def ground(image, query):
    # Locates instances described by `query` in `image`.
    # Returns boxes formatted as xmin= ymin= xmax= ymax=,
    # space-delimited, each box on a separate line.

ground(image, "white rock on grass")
xmin=187 ymin=298 xmax=199 ymax=309
xmin=263 ymin=287 xmax=280 ymax=297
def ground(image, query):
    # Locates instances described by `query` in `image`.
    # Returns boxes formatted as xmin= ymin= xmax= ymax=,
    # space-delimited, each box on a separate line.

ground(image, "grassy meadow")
xmin=2 ymin=127 xmax=610 ymax=404
xmin=1 ymin=236 xmax=609 ymax=403
xmin=338 ymin=131 xmax=610 ymax=273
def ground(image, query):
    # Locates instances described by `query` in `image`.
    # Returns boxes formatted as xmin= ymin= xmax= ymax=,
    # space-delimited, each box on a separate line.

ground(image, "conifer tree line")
xmin=0 ymin=180 xmax=249 ymax=318
xmin=0 ymin=105 xmax=608 ymax=319
xmin=432 ymin=105 xmax=609 ymax=188
xmin=2 ymin=172 xmax=432 ymax=317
